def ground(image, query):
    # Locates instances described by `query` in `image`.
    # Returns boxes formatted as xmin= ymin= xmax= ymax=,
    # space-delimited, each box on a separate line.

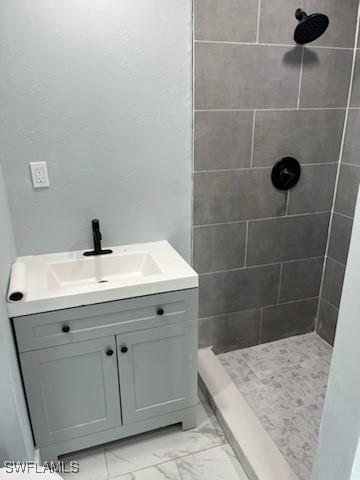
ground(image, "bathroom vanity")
xmin=8 ymin=241 xmax=198 ymax=461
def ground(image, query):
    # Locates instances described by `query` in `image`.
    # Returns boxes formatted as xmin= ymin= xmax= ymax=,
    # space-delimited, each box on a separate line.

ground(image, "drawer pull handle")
xmin=62 ymin=325 xmax=70 ymax=333
xmin=106 ymin=349 xmax=114 ymax=356
xmin=157 ymin=308 xmax=164 ymax=316
xmin=120 ymin=346 xmax=128 ymax=354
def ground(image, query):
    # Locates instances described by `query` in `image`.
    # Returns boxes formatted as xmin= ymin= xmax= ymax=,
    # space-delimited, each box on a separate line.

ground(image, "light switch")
xmin=30 ymin=162 xmax=50 ymax=188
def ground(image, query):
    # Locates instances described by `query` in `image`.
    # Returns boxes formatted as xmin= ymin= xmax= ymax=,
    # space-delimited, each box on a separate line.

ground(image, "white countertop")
xmin=7 ymin=240 xmax=198 ymax=317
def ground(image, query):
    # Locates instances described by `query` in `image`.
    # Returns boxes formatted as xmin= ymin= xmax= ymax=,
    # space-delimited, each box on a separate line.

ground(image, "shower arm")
xmin=295 ymin=9 xmax=307 ymax=21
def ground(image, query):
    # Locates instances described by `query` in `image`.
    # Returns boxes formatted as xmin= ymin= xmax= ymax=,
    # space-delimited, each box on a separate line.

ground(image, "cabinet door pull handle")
xmin=106 ymin=349 xmax=114 ymax=356
xmin=157 ymin=307 xmax=164 ymax=316
xmin=62 ymin=325 xmax=70 ymax=333
xmin=120 ymin=346 xmax=128 ymax=354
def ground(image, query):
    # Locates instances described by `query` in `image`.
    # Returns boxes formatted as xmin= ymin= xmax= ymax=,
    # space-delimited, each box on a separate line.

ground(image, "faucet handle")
xmin=92 ymin=219 xmax=100 ymax=229
xmin=92 ymin=219 xmax=101 ymax=239
xmin=84 ymin=218 xmax=112 ymax=256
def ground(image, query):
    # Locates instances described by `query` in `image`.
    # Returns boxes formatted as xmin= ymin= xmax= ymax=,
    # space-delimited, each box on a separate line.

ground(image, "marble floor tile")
xmin=117 ymin=460 xmax=182 ymax=480
xmin=176 ymin=445 xmax=248 ymax=480
xmin=218 ymin=333 xmax=332 ymax=480
xmin=59 ymin=391 xmax=250 ymax=480
xmin=105 ymin=397 xmax=225 ymax=478
xmin=61 ymin=446 xmax=108 ymax=480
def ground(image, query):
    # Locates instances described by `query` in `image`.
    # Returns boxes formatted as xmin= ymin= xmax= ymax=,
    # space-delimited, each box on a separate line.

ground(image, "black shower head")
xmin=294 ymin=9 xmax=329 ymax=45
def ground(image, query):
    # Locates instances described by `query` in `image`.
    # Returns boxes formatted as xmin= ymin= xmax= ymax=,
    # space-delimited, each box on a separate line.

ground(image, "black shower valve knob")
xmin=271 ymin=157 xmax=301 ymax=191
xmin=280 ymin=167 xmax=295 ymax=183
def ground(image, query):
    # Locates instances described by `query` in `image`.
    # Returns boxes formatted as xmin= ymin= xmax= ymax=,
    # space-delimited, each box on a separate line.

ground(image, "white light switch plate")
xmin=30 ymin=162 xmax=50 ymax=188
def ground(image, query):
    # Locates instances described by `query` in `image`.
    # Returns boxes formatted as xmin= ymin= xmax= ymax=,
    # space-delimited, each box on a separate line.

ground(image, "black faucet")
xmin=83 ymin=219 xmax=113 ymax=256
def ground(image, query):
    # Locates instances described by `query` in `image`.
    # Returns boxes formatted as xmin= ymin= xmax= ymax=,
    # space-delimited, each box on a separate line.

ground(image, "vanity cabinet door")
xmin=20 ymin=336 xmax=122 ymax=446
xmin=116 ymin=321 xmax=197 ymax=424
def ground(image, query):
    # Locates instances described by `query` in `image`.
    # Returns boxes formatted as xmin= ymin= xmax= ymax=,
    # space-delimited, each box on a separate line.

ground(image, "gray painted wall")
xmin=194 ymin=0 xmax=358 ymax=352
xmin=0 ymin=0 xmax=192 ymax=260
xmin=318 ymin=45 xmax=360 ymax=344
xmin=350 ymin=439 xmax=360 ymax=479
xmin=313 ymin=188 xmax=360 ymax=480
xmin=0 ymin=164 xmax=33 ymax=462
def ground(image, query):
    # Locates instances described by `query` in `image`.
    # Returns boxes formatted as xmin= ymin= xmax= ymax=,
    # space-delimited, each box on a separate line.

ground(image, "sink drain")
xmin=98 ymin=279 xmax=109 ymax=284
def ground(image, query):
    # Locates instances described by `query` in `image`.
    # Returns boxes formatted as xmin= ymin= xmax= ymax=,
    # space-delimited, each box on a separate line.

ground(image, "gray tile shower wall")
xmin=318 ymin=53 xmax=360 ymax=345
xmin=193 ymin=0 xmax=357 ymax=352
xmin=195 ymin=43 xmax=302 ymax=109
xmin=317 ymin=299 xmax=339 ymax=345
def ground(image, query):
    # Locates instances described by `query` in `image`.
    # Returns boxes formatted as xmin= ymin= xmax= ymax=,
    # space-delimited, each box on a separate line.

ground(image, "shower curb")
xmin=198 ymin=347 xmax=299 ymax=480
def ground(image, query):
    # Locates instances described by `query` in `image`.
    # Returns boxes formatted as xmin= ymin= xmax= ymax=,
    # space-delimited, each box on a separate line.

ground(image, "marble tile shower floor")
xmin=218 ymin=332 xmax=332 ymax=480
xmin=61 ymin=393 xmax=248 ymax=480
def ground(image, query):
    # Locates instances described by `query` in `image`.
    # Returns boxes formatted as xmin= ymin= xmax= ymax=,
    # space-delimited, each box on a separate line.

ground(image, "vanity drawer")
xmin=14 ymin=289 xmax=198 ymax=353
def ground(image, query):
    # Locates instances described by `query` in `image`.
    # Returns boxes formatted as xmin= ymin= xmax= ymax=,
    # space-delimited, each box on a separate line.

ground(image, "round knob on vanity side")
xmin=106 ymin=349 xmax=114 ymax=356
xmin=157 ymin=308 xmax=164 ymax=316
xmin=62 ymin=325 xmax=70 ymax=333
xmin=120 ymin=346 xmax=128 ymax=354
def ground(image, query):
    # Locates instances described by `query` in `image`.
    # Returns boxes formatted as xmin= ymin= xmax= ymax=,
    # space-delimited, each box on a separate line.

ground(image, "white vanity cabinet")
xmin=13 ymin=289 xmax=198 ymax=461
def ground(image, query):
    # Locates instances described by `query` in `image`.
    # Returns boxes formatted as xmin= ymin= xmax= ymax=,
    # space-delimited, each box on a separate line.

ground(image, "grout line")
xmin=321 ymin=297 xmax=340 ymax=312
xmin=194 ymin=162 xmax=338 ymax=174
xmin=259 ymin=307 xmax=263 ymax=344
xmin=326 ymin=256 xmax=346 ymax=268
xmin=316 ymin=1 xmax=360 ymax=331
xmin=174 ymin=461 xmax=184 ymax=480
xmin=293 ymin=162 xmax=337 ymax=167
xmin=194 ymin=220 xmax=247 ymax=228
xmin=250 ymin=110 xmax=256 ymax=167
xmin=341 ymin=161 xmax=360 ymax=167
xmin=106 ymin=442 xmax=226 ymax=480
xmin=194 ymin=210 xmax=330 ymax=228
xmin=285 ymin=191 xmax=290 ymax=216
xmin=297 ymin=47 xmax=305 ymax=109
xmin=103 ymin=447 xmax=111 ymax=479
xmin=277 ymin=263 xmax=283 ymax=304
xmin=195 ymin=166 xmax=272 ymax=173
xmin=194 ymin=39 xmax=353 ymax=51
xmin=199 ymin=297 xmax=319 ymax=322
xmin=316 ymin=329 xmax=335 ymax=349
xmin=244 ymin=221 xmax=249 ymax=267
xmin=256 ymin=0 xmax=261 ymax=44
xmin=333 ymin=210 xmax=354 ymax=220
xmin=199 ymin=255 xmax=324 ymax=276
xmin=194 ymin=107 xmax=347 ymax=113
xmin=200 ymin=306 xmax=261 ymax=322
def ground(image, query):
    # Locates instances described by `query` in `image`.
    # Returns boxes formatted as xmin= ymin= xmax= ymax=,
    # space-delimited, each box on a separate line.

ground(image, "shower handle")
xmin=271 ymin=157 xmax=301 ymax=191
xmin=280 ymin=167 xmax=295 ymax=184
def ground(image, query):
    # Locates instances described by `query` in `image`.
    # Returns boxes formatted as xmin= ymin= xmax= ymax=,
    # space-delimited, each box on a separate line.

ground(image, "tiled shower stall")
xmin=318 ymin=60 xmax=360 ymax=343
xmin=193 ymin=0 xmax=360 ymax=352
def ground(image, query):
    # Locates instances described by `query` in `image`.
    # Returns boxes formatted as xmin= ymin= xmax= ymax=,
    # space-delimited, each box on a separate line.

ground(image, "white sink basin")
xmin=48 ymin=252 xmax=162 ymax=289
xmin=7 ymin=241 xmax=198 ymax=317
